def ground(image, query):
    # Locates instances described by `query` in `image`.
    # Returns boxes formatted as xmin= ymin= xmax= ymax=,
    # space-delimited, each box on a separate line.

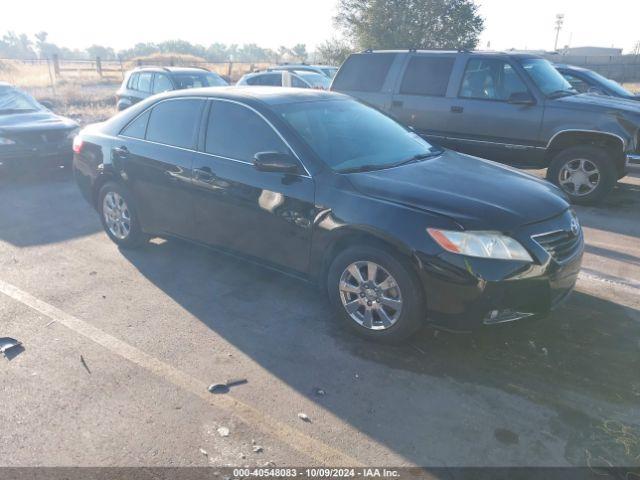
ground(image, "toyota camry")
xmin=73 ymin=87 xmax=583 ymax=342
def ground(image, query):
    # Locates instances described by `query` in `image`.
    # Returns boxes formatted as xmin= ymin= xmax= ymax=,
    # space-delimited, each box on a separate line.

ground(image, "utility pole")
xmin=554 ymin=14 xmax=565 ymax=52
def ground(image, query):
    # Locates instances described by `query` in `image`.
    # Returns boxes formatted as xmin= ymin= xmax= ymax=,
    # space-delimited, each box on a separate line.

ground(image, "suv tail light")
xmin=72 ymin=136 xmax=84 ymax=154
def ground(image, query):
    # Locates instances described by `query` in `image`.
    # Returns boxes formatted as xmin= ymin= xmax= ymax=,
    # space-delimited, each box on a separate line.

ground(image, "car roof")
xmin=132 ymin=66 xmax=213 ymax=74
xmin=554 ymin=64 xmax=590 ymax=73
xmin=158 ymin=85 xmax=348 ymax=105
xmin=360 ymin=49 xmax=542 ymax=59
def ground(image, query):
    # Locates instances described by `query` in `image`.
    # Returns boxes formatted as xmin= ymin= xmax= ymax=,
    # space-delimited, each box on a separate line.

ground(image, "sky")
xmin=2 ymin=0 xmax=639 ymax=53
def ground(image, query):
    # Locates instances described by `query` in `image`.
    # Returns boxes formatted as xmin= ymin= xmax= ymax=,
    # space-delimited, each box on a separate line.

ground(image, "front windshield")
xmin=586 ymin=71 xmax=633 ymax=97
xmin=0 ymin=87 xmax=42 ymax=114
xmin=294 ymin=71 xmax=332 ymax=89
xmin=173 ymin=73 xmax=228 ymax=89
xmin=321 ymin=67 xmax=338 ymax=78
xmin=275 ymin=99 xmax=438 ymax=173
xmin=520 ymin=58 xmax=575 ymax=96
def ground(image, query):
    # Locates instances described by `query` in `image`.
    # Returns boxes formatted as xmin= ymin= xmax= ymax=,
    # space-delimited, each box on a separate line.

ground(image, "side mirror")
xmin=40 ymin=100 xmax=54 ymax=110
xmin=253 ymin=152 xmax=300 ymax=174
xmin=507 ymin=92 xmax=535 ymax=105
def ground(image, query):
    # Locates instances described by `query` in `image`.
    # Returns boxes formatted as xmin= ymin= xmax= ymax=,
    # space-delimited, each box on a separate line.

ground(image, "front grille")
xmin=532 ymin=230 xmax=582 ymax=263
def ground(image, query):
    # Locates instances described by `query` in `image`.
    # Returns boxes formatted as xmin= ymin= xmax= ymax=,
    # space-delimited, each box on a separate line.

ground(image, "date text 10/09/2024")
xmin=231 ymin=468 xmax=400 ymax=478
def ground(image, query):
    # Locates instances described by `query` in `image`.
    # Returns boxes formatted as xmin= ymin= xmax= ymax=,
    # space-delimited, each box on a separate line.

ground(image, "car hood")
xmin=346 ymin=150 xmax=569 ymax=231
xmin=0 ymin=110 xmax=78 ymax=133
xmin=553 ymin=93 xmax=640 ymax=113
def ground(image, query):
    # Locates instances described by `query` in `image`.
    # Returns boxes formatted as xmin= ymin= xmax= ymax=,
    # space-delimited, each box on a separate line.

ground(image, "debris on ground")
xmin=45 ymin=320 xmax=56 ymax=327
xmin=199 ymin=448 xmax=208 ymax=456
xmin=208 ymin=378 xmax=248 ymax=394
xmin=541 ymin=347 xmax=549 ymax=356
xmin=217 ymin=427 xmax=230 ymax=437
xmin=0 ymin=337 xmax=23 ymax=359
xmin=314 ymin=388 xmax=326 ymax=396
xmin=297 ymin=412 xmax=311 ymax=422
xmin=354 ymin=373 xmax=360 ymax=379
xmin=89 ymin=271 xmax=97 ymax=276
xmin=253 ymin=445 xmax=263 ymax=453
xmin=80 ymin=355 xmax=91 ymax=374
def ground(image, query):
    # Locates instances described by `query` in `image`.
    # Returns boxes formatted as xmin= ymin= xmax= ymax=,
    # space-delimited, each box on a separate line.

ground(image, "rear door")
xmin=389 ymin=54 xmax=456 ymax=138
xmin=330 ymin=53 xmax=400 ymax=111
xmin=117 ymin=97 xmax=205 ymax=237
xmin=444 ymin=57 xmax=545 ymax=165
xmin=189 ymin=99 xmax=316 ymax=273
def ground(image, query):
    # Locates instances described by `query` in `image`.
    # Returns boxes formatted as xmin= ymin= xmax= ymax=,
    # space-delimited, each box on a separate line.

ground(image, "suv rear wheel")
xmin=547 ymin=145 xmax=616 ymax=205
xmin=327 ymin=245 xmax=424 ymax=343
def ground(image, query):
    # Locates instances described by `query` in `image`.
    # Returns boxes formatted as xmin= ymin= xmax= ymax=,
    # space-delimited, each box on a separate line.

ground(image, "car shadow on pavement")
xmin=0 ymin=167 xmax=102 ymax=247
xmin=121 ymin=238 xmax=640 ymax=467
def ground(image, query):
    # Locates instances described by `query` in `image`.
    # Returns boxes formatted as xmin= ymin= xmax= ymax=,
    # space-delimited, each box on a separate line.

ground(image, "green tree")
xmin=315 ymin=38 xmax=354 ymax=66
xmin=291 ymin=43 xmax=308 ymax=62
xmin=87 ymin=44 xmax=116 ymax=60
xmin=335 ymin=0 xmax=484 ymax=50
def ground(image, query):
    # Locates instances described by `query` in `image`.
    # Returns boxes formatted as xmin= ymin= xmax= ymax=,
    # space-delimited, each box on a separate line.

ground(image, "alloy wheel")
xmin=558 ymin=158 xmax=600 ymax=196
xmin=103 ymin=191 xmax=131 ymax=240
xmin=338 ymin=261 xmax=402 ymax=330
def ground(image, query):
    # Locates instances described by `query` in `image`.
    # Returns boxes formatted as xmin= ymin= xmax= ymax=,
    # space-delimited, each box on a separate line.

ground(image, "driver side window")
xmin=459 ymin=59 xmax=529 ymax=101
xmin=204 ymin=101 xmax=291 ymax=163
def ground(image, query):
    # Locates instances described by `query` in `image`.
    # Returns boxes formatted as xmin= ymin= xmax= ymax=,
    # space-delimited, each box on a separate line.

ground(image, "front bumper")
xmin=0 ymin=141 xmax=73 ymax=169
xmin=627 ymin=153 xmax=640 ymax=165
xmin=416 ymin=211 xmax=583 ymax=330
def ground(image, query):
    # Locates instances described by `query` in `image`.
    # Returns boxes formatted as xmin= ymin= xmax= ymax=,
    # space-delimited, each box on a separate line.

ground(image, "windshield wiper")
xmin=546 ymin=89 xmax=577 ymax=99
xmin=337 ymin=164 xmax=390 ymax=174
xmin=392 ymin=149 xmax=443 ymax=167
xmin=0 ymin=108 xmax=36 ymax=114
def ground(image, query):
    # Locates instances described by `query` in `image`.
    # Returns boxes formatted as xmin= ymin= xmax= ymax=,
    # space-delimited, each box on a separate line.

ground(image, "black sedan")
xmin=73 ymin=87 xmax=583 ymax=342
xmin=0 ymin=82 xmax=79 ymax=171
xmin=555 ymin=64 xmax=640 ymax=101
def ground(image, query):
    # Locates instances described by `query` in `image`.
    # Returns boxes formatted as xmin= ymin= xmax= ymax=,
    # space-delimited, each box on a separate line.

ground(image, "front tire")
xmin=98 ymin=182 xmax=147 ymax=248
xmin=547 ymin=145 xmax=616 ymax=205
xmin=327 ymin=245 xmax=425 ymax=343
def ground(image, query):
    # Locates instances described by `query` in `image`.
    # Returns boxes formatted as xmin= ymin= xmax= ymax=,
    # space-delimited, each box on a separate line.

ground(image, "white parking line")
xmin=0 ymin=278 xmax=361 ymax=466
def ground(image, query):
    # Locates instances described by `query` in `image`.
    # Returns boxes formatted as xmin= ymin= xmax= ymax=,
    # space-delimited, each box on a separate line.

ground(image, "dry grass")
xmin=624 ymin=83 xmax=640 ymax=94
xmin=1 ymin=59 xmax=119 ymax=124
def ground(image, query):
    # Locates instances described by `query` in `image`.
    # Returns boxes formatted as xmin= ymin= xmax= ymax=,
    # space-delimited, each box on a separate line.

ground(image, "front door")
xmin=190 ymin=99 xmax=316 ymax=274
xmin=444 ymin=58 xmax=545 ymax=166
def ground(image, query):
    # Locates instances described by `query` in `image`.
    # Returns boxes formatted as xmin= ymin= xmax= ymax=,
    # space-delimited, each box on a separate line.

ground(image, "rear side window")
xmin=153 ymin=74 xmax=173 ymax=93
xmin=121 ymin=110 xmax=150 ymax=139
xmin=127 ymin=73 xmax=139 ymax=90
xmin=146 ymin=99 xmax=203 ymax=148
xmin=137 ymin=72 xmax=153 ymax=93
xmin=205 ymin=101 xmax=289 ymax=162
xmin=291 ymin=74 xmax=309 ymax=88
xmin=399 ymin=56 xmax=454 ymax=96
xmin=332 ymin=53 xmax=395 ymax=92
xmin=247 ymin=73 xmax=282 ymax=86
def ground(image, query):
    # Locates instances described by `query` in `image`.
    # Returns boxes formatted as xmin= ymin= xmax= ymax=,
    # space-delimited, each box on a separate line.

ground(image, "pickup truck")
xmin=331 ymin=50 xmax=640 ymax=204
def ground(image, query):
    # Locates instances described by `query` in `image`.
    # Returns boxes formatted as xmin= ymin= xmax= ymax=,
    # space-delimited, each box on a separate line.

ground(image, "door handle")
xmin=451 ymin=106 xmax=464 ymax=113
xmin=194 ymin=167 xmax=216 ymax=183
xmin=113 ymin=145 xmax=129 ymax=157
xmin=392 ymin=100 xmax=404 ymax=108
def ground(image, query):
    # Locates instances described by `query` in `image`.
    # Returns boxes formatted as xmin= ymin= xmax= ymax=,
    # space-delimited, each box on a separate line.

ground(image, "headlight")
xmin=66 ymin=127 xmax=80 ymax=139
xmin=427 ymin=228 xmax=533 ymax=262
xmin=0 ymin=136 xmax=16 ymax=145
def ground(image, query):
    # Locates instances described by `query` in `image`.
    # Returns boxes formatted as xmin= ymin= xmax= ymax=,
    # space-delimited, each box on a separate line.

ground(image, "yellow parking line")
xmin=0 ymin=278 xmax=361 ymax=466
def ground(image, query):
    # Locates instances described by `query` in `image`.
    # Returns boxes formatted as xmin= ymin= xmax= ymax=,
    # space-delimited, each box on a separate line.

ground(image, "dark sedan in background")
xmin=556 ymin=64 xmax=640 ymax=101
xmin=73 ymin=88 xmax=583 ymax=342
xmin=0 ymin=82 xmax=78 ymax=171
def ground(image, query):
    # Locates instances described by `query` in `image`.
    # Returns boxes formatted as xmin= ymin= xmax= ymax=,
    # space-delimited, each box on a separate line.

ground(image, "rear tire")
xmin=98 ymin=182 xmax=147 ymax=249
xmin=547 ymin=145 xmax=616 ymax=205
xmin=327 ymin=245 xmax=425 ymax=343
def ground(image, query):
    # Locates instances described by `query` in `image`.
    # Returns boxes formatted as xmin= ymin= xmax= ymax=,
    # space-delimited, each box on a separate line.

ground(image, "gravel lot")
xmin=0 ymin=165 xmax=639 ymax=467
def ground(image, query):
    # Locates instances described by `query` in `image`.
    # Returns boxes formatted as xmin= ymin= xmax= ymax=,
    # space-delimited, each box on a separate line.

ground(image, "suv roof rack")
xmin=187 ymin=65 xmax=210 ymax=72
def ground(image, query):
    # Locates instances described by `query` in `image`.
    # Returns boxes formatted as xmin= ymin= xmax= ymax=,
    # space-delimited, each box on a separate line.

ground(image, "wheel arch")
xmin=545 ymin=130 xmax=626 ymax=168
xmin=314 ymin=226 xmax=419 ymax=286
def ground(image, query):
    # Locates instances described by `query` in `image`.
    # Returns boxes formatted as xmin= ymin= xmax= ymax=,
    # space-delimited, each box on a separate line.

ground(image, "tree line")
xmin=1 ymin=0 xmax=484 ymax=65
